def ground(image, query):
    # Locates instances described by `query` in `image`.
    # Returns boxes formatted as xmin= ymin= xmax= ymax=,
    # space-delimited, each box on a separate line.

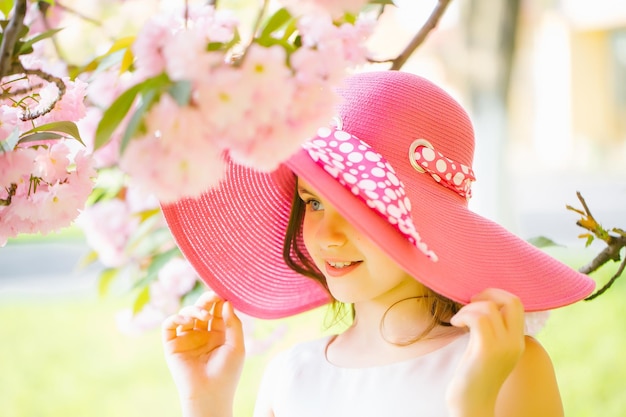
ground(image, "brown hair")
xmin=281 ymin=179 xmax=462 ymax=342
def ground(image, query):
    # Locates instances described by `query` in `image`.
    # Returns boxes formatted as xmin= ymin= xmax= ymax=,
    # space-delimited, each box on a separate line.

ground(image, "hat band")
xmin=303 ymin=127 xmax=438 ymax=261
xmin=408 ymin=139 xmax=475 ymax=200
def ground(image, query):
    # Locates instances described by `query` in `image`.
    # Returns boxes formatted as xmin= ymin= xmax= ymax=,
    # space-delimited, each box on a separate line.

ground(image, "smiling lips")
xmin=324 ymin=260 xmax=363 ymax=277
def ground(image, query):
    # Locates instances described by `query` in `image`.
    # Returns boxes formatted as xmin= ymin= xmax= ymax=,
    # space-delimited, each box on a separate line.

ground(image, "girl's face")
xmin=297 ymin=178 xmax=424 ymax=305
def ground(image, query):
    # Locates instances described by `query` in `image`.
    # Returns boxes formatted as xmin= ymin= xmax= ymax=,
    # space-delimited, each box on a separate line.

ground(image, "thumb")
xmin=222 ymin=301 xmax=245 ymax=353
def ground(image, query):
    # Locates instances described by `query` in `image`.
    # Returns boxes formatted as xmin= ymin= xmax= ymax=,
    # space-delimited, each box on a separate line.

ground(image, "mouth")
xmin=324 ymin=260 xmax=362 ymax=277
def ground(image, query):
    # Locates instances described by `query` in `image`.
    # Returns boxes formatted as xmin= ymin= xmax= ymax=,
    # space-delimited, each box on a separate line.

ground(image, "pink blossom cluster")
xmin=116 ymin=257 xmax=199 ymax=334
xmin=75 ymin=185 xmax=160 ymax=268
xmin=0 ymin=71 xmax=94 ymax=245
xmin=0 ymin=142 xmax=96 ymax=246
xmin=282 ymin=0 xmax=371 ymax=18
xmin=118 ymin=4 xmax=374 ymax=203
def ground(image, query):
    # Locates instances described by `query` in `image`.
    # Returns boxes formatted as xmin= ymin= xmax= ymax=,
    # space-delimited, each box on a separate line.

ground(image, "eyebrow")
xmin=296 ymin=186 xmax=316 ymax=196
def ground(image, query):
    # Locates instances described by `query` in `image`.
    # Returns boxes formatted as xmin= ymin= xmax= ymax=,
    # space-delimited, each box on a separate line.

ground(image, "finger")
xmin=162 ymin=314 xmax=194 ymax=342
xmin=194 ymin=291 xmax=223 ymax=309
xmin=223 ymin=301 xmax=245 ymax=352
xmin=209 ymin=300 xmax=225 ymax=332
xmin=471 ymin=288 xmax=525 ymax=335
xmin=179 ymin=305 xmax=212 ymax=322
xmin=178 ymin=305 xmax=213 ymax=332
xmin=450 ymin=301 xmax=503 ymax=340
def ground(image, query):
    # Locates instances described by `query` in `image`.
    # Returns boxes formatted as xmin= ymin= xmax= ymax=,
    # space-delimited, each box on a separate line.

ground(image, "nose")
xmin=311 ymin=207 xmax=348 ymax=249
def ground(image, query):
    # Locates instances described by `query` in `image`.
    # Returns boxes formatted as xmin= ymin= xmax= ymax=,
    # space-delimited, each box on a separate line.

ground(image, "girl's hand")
xmin=446 ymin=288 xmax=526 ymax=417
xmin=162 ymin=291 xmax=245 ymax=417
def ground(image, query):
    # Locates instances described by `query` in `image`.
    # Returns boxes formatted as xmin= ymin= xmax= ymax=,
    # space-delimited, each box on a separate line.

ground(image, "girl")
xmin=160 ymin=71 xmax=595 ymax=417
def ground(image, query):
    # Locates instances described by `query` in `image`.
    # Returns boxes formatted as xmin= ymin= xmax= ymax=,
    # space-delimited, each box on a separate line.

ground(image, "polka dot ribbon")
xmin=303 ymin=127 xmax=438 ymax=261
xmin=408 ymin=139 xmax=475 ymax=200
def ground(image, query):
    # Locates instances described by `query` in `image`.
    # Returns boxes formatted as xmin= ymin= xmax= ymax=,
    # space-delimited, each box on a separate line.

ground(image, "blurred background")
xmin=1 ymin=0 xmax=625 ymax=416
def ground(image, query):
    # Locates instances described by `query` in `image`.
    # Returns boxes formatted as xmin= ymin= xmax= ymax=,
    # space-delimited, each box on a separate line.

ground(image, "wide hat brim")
xmin=162 ymin=71 xmax=595 ymax=319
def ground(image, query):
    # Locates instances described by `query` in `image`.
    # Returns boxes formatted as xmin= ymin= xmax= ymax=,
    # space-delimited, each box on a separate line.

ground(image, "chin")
xmin=326 ymin=286 xmax=365 ymax=305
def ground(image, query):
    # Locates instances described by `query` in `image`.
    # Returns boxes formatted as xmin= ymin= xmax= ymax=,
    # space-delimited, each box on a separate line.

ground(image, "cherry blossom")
xmin=75 ymin=198 xmax=139 ymax=268
xmin=0 ymin=144 xmax=96 ymax=246
xmin=2 ymin=0 xmax=379 ymax=333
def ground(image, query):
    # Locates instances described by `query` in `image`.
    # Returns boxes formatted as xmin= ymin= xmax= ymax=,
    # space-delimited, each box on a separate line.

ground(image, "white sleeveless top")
xmin=254 ymin=333 xmax=470 ymax=417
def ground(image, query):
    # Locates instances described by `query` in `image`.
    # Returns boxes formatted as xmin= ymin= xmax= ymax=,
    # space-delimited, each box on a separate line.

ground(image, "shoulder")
xmin=265 ymin=335 xmax=332 ymax=374
xmin=255 ymin=335 xmax=333 ymax=415
xmin=496 ymin=336 xmax=564 ymax=417
xmin=515 ymin=336 xmax=560 ymax=381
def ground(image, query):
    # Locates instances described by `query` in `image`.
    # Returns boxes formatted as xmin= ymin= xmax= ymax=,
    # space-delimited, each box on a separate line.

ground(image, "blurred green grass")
xmin=0 ymin=246 xmax=624 ymax=417
xmin=538 ymin=247 xmax=626 ymax=417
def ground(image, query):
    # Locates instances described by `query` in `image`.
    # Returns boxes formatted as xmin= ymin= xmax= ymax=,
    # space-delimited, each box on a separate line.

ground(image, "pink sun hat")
xmin=161 ymin=71 xmax=595 ymax=319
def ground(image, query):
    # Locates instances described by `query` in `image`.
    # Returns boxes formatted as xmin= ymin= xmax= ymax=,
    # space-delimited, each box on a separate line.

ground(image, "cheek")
xmin=301 ymin=216 xmax=315 ymax=253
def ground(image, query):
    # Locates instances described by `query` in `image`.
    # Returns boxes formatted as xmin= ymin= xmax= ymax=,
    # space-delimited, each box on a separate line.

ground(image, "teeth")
xmin=328 ymin=261 xmax=355 ymax=268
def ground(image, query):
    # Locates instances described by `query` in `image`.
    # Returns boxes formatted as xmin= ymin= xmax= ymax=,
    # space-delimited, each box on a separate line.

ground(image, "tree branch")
xmin=0 ymin=0 xmax=28 ymax=79
xmin=19 ymin=68 xmax=67 ymax=121
xmin=567 ymin=192 xmax=626 ymax=300
xmin=376 ymin=0 xmax=452 ymax=70
xmin=585 ymin=256 xmax=626 ymax=301
xmin=579 ymin=240 xmax=626 ymax=276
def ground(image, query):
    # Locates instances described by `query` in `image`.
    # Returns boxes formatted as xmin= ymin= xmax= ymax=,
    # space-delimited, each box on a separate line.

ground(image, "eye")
xmin=308 ymin=199 xmax=324 ymax=211
xmin=302 ymin=197 xmax=324 ymax=212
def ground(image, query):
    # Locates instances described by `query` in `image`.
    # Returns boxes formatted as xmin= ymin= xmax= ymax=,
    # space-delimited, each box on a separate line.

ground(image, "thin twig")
xmin=0 ymin=0 xmax=28 ymax=79
xmin=585 ymin=256 xmax=626 ymax=300
xmin=1 ymin=82 xmax=45 ymax=99
xmin=369 ymin=0 xmax=452 ymax=70
xmin=55 ymin=1 xmax=103 ymax=27
xmin=0 ymin=184 xmax=18 ymax=206
xmin=567 ymin=192 xmax=626 ymax=299
xmin=576 ymin=191 xmax=595 ymax=221
xmin=233 ymin=0 xmax=269 ymax=67
xmin=579 ymin=239 xmax=626 ymax=275
xmin=18 ymin=68 xmax=66 ymax=121
xmin=37 ymin=2 xmax=66 ymax=63
xmin=184 ymin=0 xmax=189 ymax=28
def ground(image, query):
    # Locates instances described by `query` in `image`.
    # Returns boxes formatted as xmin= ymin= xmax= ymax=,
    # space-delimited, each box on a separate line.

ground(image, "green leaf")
xmin=15 ymin=41 xmax=33 ymax=56
xmin=282 ymin=18 xmax=298 ymax=42
xmin=77 ymin=250 xmax=100 ymax=269
xmin=527 ymin=236 xmax=562 ymax=248
xmin=85 ymin=184 xmax=123 ymax=205
xmin=133 ymin=247 xmax=181 ymax=290
xmin=132 ymin=286 xmax=151 ymax=315
xmin=135 ymin=207 xmax=162 ymax=222
xmin=120 ymin=48 xmax=134 ymax=73
xmin=98 ymin=268 xmax=119 ymax=297
xmin=0 ymin=127 xmax=20 ymax=153
xmin=18 ymin=27 xmax=63 ymax=54
xmin=94 ymin=83 xmax=142 ymax=150
xmin=168 ymin=80 xmax=192 ymax=106
xmin=73 ymin=49 xmax=124 ymax=79
xmin=207 ymin=41 xmax=227 ymax=52
xmin=105 ymin=36 xmax=136 ymax=54
xmin=585 ymin=234 xmax=594 ymax=247
xmin=0 ymin=1 xmax=13 ymax=16
xmin=342 ymin=12 xmax=357 ymax=25
xmin=95 ymin=73 xmax=170 ymax=151
xmin=72 ymin=36 xmax=135 ymax=78
xmin=254 ymin=36 xmax=294 ymax=52
xmin=147 ymin=247 xmax=181 ymax=278
xmin=143 ymin=247 xmax=180 ymax=284
xmin=126 ymin=215 xmax=164 ymax=252
xmin=21 ymin=121 xmax=84 ymax=144
xmin=18 ymin=132 xmax=64 ymax=144
xmin=119 ymin=88 xmax=158 ymax=154
xmin=259 ymin=7 xmax=292 ymax=40
xmin=207 ymin=29 xmax=241 ymax=53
